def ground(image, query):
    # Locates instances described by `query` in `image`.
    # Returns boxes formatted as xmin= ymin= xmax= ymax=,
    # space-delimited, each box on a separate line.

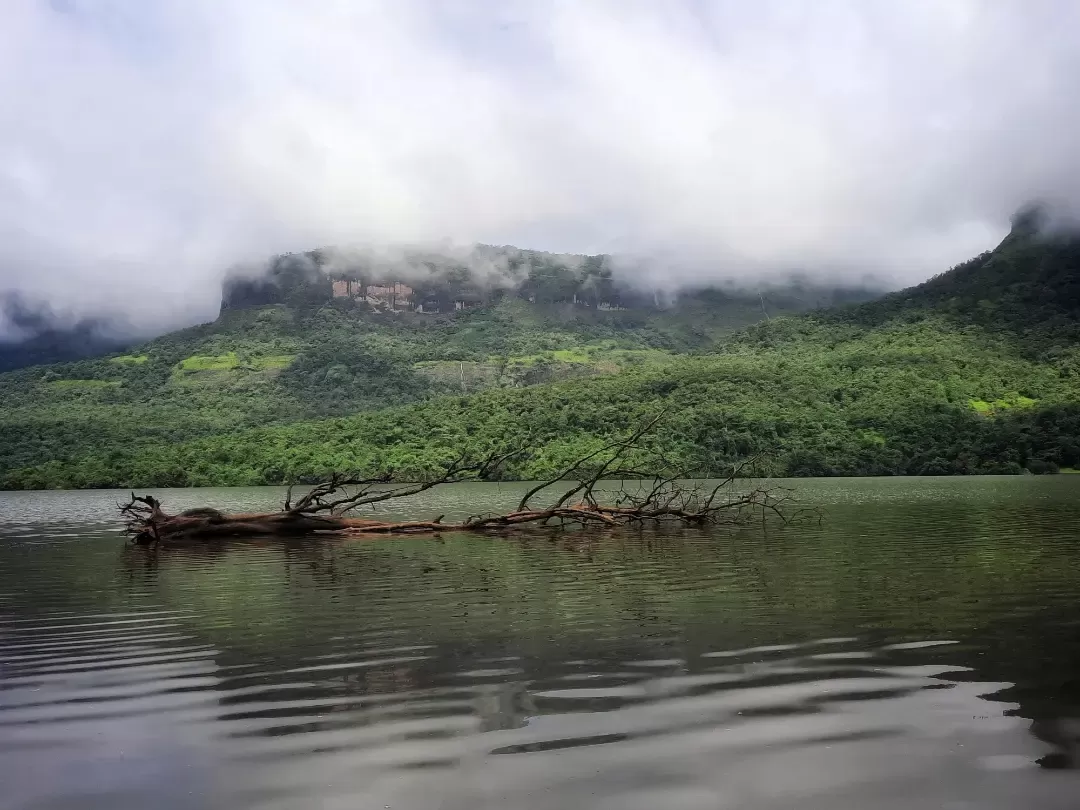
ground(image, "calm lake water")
xmin=2 ymin=477 xmax=1080 ymax=809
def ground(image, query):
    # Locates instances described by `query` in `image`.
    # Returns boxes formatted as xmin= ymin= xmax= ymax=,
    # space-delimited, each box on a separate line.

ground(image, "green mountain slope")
xmin=3 ymin=224 xmax=1078 ymax=489
xmin=7 ymin=313 xmax=1077 ymax=489
xmin=0 ymin=249 xmax=860 ymax=485
xmin=819 ymin=206 xmax=1080 ymax=348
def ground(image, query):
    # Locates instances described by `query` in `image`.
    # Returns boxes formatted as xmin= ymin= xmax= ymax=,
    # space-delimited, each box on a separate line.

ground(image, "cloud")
xmin=3 ymin=0 xmax=1080 ymax=333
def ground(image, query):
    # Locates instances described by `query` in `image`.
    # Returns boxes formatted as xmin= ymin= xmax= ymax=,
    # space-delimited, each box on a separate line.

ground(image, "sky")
xmin=3 ymin=0 xmax=1080 ymax=335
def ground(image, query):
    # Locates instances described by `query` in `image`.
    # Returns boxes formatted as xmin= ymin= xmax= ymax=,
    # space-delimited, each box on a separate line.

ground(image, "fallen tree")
xmin=119 ymin=415 xmax=800 ymax=544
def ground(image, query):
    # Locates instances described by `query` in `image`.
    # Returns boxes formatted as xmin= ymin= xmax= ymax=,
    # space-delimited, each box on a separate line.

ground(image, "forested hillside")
xmin=2 ymin=224 xmax=1078 ymax=489
xmin=817 ymin=207 xmax=1080 ymax=348
xmin=0 ymin=246 xmax=863 ymax=487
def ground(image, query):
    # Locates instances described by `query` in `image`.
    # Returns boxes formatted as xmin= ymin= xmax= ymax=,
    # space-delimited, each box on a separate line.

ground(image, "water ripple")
xmin=2 ymin=479 xmax=1080 ymax=809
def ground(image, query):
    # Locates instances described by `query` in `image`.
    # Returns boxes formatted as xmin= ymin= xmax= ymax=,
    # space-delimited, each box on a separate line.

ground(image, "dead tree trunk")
xmin=119 ymin=416 xmax=798 ymax=544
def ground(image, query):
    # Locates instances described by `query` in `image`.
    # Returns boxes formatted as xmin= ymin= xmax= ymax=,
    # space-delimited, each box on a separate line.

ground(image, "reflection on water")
xmin=2 ymin=477 xmax=1080 ymax=809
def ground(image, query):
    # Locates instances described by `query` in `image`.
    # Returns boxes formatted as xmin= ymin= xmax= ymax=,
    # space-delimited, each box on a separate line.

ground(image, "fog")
xmin=3 ymin=0 xmax=1080 ymax=337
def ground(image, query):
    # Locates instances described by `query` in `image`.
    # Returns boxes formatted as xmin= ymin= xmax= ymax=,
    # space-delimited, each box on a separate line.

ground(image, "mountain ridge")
xmin=2 ymin=225 xmax=1079 ymax=488
xmin=0 ymin=250 xmax=872 ymax=485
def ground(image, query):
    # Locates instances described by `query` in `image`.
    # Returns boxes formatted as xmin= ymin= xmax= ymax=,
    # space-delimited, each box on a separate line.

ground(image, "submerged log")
xmin=119 ymin=416 xmax=799 ymax=543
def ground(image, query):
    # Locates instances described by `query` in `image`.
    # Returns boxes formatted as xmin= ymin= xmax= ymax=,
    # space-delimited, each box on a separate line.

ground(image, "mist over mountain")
xmin=0 ymin=293 xmax=132 ymax=372
xmin=5 ymin=2 xmax=1080 ymax=334
xmin=1 ymin=211 xmax=1079 ymax=488
xmin=218 ymin=243 xmax=886 ymax=316
xmin=0 ymin=238 xmax=883 ymax=371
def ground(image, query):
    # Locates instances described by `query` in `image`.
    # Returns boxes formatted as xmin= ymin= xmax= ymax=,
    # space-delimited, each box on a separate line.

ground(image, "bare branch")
xmin=518 ymin=411 xmax=666 ymax=512
xmin=117 ymin=413 xmax=801 ymax=543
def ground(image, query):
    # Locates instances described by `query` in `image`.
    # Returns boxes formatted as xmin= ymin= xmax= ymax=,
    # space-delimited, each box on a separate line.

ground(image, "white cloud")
xmin=2 ymin=0 xmax=1080 ymax=332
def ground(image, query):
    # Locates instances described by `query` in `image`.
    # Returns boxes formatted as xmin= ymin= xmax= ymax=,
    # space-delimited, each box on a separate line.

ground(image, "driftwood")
xmin=119 ymin=417 xmax=797 ymax=544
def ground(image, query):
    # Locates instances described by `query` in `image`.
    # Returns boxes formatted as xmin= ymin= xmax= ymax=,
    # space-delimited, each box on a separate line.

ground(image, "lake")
xmin=2 ymin=477 xmax=1080 ymax=809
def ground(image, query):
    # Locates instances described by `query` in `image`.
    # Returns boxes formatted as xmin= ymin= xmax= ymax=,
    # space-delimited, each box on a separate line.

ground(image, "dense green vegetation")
xmin=1 ymin=222 xmax=1078 ymax=489
xmin=0 ymin=280 xmax=845 ymax=485
xmin=6 ymin=317 xmax=1078 ymax=488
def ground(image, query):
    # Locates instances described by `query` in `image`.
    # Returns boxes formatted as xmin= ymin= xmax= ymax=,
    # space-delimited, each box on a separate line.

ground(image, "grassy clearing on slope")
xmin=175 ymin=352 xmax=296 ymax=376
xmin=108 ymin=354 xmax=148 ymax=366
xmin=177 ymin=352 xmax=242 ymax=372
xmin=412 ymin=343 xmax=678 ymax=394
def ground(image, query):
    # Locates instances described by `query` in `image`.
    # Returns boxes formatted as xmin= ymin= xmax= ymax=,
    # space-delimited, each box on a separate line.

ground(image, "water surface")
xmin=2 ymin=477 xmax=1080 ymax=809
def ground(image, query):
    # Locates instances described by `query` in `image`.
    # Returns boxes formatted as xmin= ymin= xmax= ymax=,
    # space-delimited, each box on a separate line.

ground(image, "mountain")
xmin=3 ymin=223 xmax=1078 ymax=489
xmin=216 ymin=242 xmax=876 ymax=315
xmin=818 ymin=205 xmax=1080 ymax=347
xmin=0 ymin=246 xmax=875 ymax=487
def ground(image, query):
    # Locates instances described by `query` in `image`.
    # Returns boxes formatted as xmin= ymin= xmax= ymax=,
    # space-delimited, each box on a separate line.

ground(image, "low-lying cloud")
xmin=3 ymin=0 xmax=1080 ymax=336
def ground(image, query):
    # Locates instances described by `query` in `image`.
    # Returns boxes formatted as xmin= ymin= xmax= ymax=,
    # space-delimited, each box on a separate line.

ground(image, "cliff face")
xmin=220 ymin=244 xmax=883 ymax=317
xmin=220 ymin=253 xmax=332 ymax=311
xmin=219 ymin=245 xmax=623 ymax=314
